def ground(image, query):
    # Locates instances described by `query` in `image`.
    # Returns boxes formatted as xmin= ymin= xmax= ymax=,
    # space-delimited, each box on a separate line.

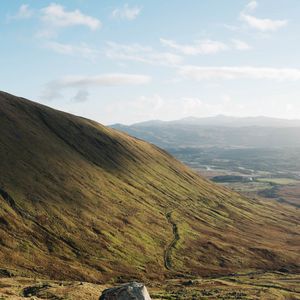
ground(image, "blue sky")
xmin=1 ymin=0 xmax=300 ymax=124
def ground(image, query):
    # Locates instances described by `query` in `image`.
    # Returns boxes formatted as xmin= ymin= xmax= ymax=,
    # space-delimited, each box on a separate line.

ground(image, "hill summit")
xmin=0 ymin=91 xmax=299 ymax=282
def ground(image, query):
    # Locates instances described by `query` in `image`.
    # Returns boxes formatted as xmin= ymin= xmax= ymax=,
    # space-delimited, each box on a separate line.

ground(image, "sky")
xmin=1 ymin=0 xmax=300 ymax=125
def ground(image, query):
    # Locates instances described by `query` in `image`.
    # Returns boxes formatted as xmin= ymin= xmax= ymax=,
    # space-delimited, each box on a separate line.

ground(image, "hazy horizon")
xmin=111 ymin=114 xmax=300 ymax=126
xmin=2 ymin=0 xmax=300 ymax=124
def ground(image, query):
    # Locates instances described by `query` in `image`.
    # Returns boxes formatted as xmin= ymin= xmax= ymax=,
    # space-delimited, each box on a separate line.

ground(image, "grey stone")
xmin=99 ymin=282 xmax=152 ymax=300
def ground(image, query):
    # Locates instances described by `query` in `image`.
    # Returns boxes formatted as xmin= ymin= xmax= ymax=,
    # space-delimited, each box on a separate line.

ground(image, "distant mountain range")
xmin=128 ymin=115 xmax=300 ymax=128
xmin=111 ymin=115 xmax=300 ymax=148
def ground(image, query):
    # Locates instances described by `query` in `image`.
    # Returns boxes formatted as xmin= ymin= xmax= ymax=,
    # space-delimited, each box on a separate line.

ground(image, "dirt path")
xmin=164 ymin=211 xmax=180 ymax=270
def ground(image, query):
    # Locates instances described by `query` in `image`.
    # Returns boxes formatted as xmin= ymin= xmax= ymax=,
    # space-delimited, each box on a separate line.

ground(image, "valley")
xmin=113 ymin=119 xmax=300 ymax=209
xmin=167 ymin=147 xmax=300 ymax=209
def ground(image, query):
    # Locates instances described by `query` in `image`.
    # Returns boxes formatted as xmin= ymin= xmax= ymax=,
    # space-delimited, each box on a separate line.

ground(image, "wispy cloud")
xmin=7 ymin=3 xmax=101 ymax=40
xmin=178 ymin=66 xmax=300 ymax=81
xmin=245 ymin=1 xmax=258 ymax=12
xmin=111 ymin=4 xmax=141 ymax=21
xmin=55 ymin=74 xmax=151 ymax=87
xmin=43 ymin=41 xmax=98 ymax=60
xmin=240 ymin=14 xmax=288 ymax=31
xmin=106 ymin=42 xmax=182 ymax=66
xmin=7 ymin=4 xmax=34 ymax=20
xmin=71 ymin=89 xmax=90 ymax=103
xmin=160 ymin=38 xmax=251 ymax=55
xmin=39 ymin=3 xmax=101 ymax=37
xmin=42 ymin=73 xmax=151 ymax=101
xmin=160 ymin=38 xmax=229 ymax=55
xmin=240 ymin=1 xmax=288 ymax=31
xmin=231 ymin=39 xmax=251 ymax=51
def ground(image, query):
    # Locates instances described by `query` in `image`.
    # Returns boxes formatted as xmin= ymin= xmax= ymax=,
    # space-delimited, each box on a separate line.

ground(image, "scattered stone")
xmin=278 ymin=267 xmax=290 ymax=273
xmin=182 ymin=280 xmax=194 ymax=286
xmin=0 ymin=269 xmax=13 ymax=278
xmin=99 ymin=282 xmax=152 ymax=300
xmin=22 ymin=283 xmax=50 ymax=297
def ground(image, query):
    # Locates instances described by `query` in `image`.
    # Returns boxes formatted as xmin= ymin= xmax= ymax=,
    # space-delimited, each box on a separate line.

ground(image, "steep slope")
xmin=0 ymin=91 xmax=299 ymax=282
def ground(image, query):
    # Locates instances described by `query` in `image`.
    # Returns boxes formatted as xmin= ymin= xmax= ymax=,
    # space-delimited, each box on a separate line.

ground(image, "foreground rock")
xmin=99 ymin=282 xmax=152 ymax=300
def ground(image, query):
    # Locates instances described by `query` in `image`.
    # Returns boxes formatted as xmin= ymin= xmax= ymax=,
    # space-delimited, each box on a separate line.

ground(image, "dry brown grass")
xmin=0 ymin=273 xmax=299 ymax=299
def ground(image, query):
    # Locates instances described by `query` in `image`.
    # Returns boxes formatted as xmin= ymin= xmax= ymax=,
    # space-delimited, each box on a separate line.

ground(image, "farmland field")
xmin=167 ymin=147 xmax=300 ymax=208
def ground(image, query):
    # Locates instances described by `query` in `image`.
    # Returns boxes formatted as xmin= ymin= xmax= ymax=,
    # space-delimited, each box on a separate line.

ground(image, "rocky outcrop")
xmin=99 ymin=282 xmax=151 ymax=300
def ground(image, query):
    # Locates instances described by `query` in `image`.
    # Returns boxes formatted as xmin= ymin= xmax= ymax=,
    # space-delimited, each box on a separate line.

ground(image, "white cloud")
xmin=8 ymin=4 xmax=34 ymax=20
xmin=240 ymin=1 xmax=288 ymax=31
xmin=245 ymin=1 xmax=258 ymax=12
xmin=160 ymin=38 xmax=251 ymax=55
xmin=178 ymin=66 xmax=300 ymax=81
xmin=57 ymin=74 xmax=151 ymax=87
xmin=111 ymin=4 xmax=141 ymax=20
xmin=231 ymin=39 xmax=251 ymax=50
xmin=44 ymin=41 xmax=98 ymax=59
xmin=160 ymin=38 xmax=228 ymax=55
xmin=106 ymin=41 xmax=182 ymax=66
xmin=40 ymin=3 xmax=101 ymax=30
xmin=240 ymin=13 xmax=288 ymax=31
xmin=42 ymin=73 xmax=151 ymax=101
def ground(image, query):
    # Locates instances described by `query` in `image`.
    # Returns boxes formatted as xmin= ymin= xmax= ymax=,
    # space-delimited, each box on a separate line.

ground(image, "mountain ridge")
xmin=117 ymin=115 xmax=300 ymax=128
xmin=111 ymin=116 xmax=300 ymax=149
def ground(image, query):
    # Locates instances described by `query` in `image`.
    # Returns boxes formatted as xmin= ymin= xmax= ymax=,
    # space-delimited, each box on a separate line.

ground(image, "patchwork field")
xmin=164 ymin=147 xmax=300 ymax=210
xmin=256 ymin=178 xmax=300 ymax=185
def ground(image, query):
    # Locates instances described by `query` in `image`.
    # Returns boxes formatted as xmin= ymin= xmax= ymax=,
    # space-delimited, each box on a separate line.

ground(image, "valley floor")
xmin=0 ymin=272 xmax=299 ymax=299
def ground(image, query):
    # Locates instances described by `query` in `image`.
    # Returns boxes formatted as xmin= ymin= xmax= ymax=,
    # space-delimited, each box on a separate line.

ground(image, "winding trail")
xmin=164 ymin=211 xmax=180 ymax=270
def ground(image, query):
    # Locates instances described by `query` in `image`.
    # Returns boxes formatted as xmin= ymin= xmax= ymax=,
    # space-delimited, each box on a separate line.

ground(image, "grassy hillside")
xmin=0 ymin=91 xmax=299 ymax=282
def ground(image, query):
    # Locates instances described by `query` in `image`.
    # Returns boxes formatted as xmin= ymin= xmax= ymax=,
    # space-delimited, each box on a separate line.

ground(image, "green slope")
xmin=0 ymin=91 xmax=299 ymax=282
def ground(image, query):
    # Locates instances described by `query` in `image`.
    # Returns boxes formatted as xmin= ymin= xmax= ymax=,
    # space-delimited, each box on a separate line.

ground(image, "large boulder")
xmin=99 ymin=282 xmax=152 ymax=300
